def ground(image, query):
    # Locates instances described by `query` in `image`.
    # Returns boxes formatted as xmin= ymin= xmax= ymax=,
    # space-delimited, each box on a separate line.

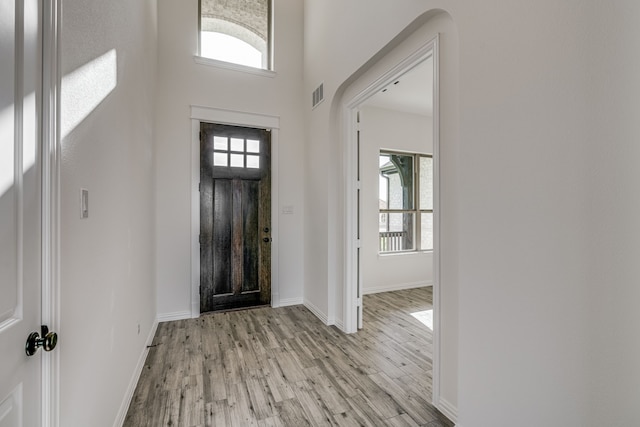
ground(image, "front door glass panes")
xmin=213 ymin=152 xmax=228 ymax=167
xmin=246 ymin=155 xmax=260 ymax=169
xmin=246 ymin=139 xmax=260 ymax=153
xmin=212 ymin=135 xmax=261 ymax=169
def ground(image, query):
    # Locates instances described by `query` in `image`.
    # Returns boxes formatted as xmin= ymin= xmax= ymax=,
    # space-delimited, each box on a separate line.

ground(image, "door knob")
xmin=263 ymin=237 xmax=271 ymax=242
xmin=263 ymin=227 xmax=270 ymax=233
xmin=25 ymin=325 xmax=58 ymax=356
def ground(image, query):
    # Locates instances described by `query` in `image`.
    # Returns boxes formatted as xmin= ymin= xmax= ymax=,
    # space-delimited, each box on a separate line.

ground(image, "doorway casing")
xmin=190 ymin=106 xmax=280 ymax=318
xmin=42 ymin=0 xmax=62 ymax=425
xmin=342 ymin=35 xmax=441 ymax=404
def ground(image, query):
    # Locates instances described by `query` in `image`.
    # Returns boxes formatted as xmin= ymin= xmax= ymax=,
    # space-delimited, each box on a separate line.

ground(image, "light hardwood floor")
xmin=124 ymin=287 xmax=452 ymax=427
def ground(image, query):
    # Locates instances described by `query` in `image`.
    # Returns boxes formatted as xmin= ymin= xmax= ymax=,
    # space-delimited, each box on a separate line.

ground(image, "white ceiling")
xmin=362 ymin=56 xmax=433 ymax=116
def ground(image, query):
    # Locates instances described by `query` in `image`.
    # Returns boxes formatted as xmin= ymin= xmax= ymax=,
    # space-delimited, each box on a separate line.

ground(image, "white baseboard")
xmin=275 ymin=297 xmax=303 ymax=307
xmin=191 ymin=302 xmax=199 ymax=318
xmin=157 ymin=310 xmax=192 ymax=322
xmin=113 ymin=319 xmax=158 ymax=427
xmin=362 ymin=281 xmax=432 ymax=295
xmin=334 ymin=318 xmax=344 ymax=331
xmin=303 ymin=300 xmax=329 ymax=325
xmin=436 ymin=397 xmax=458 ymax=425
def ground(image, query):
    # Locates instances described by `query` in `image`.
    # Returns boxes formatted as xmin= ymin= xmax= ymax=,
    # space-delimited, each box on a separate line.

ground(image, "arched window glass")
xmin=199 ymin=0 xmax=271 ymax=70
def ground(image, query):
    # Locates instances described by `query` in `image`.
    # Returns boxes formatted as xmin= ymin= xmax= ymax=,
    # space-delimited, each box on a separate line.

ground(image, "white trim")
xmin=41 ymin=1 xmax=61 ymax=426
xmin=193 ymin=56 xmax=276 ymax=78
xmin=435 ymin=397 xmax=457 ymax=425
xmin=342 ymin=35 xmax=441 ymax=404
xmin=274 ymin=297 xmax=303 ymax=308
xmin=342 ymin=108 xmax=359 ymax=334
xmin=326 ymin=305 xmax=335 ymax=327
xmin=303 ymin=300 xmax=330 ymax=326
xmin=191 ymin=106 xmax=280 ymax=130
xmin=190 ymin=106 xmax=280 ymax=318
xmin=430 ymin=35 xmax=443 ymax=412
xmin=157 ymin=311 xmax=193 ymax=323
xmin=362 ymin=281 xmax=431 ymax=295
xmin=112 ymin=320 xmax=159 ymax=427
xmin=190 ymin=118 xmax=200 ymax=318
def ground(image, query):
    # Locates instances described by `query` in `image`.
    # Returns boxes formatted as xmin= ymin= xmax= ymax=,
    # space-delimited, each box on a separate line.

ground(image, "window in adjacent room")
xmin=379 ymin=151 xmax=433 ymax=253
xmin=199 ymin=0 xmax=272 ymax=70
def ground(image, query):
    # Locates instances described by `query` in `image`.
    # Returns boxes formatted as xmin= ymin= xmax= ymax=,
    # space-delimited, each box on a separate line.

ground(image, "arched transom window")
xmin=199 ymin=0 xmax=272 ymax=70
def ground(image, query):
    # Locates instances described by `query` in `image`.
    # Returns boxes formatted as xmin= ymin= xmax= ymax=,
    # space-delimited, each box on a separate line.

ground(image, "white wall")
xmin=59 ymin=0 xmax=158 ymax=425
xmin=359 ymin=106 xmax=433 ymax=294
xmin=305 ymin=0 xmax=640 ymax=425
xmin=582 ymin=3 xmax=640 ymax=425
xmin=155 ymin=0 xmax=305 ymax=318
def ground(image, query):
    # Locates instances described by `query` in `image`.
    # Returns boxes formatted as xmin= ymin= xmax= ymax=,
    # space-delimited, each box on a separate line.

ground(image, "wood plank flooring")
xmin=124 ymin=287 xmax=452 ymax=427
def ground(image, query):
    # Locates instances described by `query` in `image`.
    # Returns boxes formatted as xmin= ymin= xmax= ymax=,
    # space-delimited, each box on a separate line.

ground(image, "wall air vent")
xmin=312 ymin=83 xmax=324 ymax=109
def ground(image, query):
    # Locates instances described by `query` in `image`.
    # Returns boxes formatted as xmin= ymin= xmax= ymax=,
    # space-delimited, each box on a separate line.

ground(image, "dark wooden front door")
xmin=200 ymin=123 xmax=271 ymax=312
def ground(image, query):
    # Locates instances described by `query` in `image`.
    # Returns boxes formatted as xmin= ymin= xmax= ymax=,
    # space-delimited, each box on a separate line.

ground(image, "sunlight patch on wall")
xmin=22 ymin=92 xmax=36 ymax=173
xmin=411 ymin=309 xmax=433 ymax=330
xmin=0 ymin=91 xmax=38 ymax=193
xmin=61 ymin=49 xmax=117 ymax=139
xmin=0 ymin=104 xmax=15 ymax=197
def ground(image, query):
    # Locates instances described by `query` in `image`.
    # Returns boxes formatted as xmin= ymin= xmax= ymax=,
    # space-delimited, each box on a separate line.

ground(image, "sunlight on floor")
xmin=411 ymin=309 xmax=433 ymax=330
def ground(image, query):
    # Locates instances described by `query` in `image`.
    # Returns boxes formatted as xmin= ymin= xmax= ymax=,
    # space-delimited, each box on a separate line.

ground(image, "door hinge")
xmin=198 ymin=182 xmax=201 ymax=192
xmin=199 ymin=131 xmax=202 ymax=140
xmin=199 ymin=234 xmax=202 ymax=244
xmin=356 ymin=239 xmax=361 ymax=248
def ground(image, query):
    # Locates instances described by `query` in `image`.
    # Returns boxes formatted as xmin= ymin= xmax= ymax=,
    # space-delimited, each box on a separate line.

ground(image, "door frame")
xmin=190 ymin=106 xmax=280 ymax=318
xmin=42 ymin=0 xmax=62 ymax=426
xmin=342 ymin=35 xmax=441 ymax=404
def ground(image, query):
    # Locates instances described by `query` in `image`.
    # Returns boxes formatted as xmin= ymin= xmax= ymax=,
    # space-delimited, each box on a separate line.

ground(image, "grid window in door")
xmin=212 ymin=136 xmax=261 ymax=169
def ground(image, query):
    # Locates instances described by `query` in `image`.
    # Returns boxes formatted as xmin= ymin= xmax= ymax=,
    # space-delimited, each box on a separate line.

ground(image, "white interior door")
xmin=0 ymin=0 xmax=43 ymax=425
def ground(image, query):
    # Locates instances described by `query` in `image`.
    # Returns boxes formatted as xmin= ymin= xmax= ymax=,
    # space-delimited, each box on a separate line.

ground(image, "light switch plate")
xmin=80 ymin=188 xmax=89 ymax=219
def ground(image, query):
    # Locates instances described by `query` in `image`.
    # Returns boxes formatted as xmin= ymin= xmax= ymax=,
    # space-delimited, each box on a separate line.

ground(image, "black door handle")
xmin=26 ymin=325 xmax=58 ymax=356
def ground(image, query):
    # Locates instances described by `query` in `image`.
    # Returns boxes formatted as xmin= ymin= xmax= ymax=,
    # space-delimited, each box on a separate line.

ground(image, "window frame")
xmin=378 ymin=150 xmax=433 ymax=254
xmin=197 ymin=0 xmax=273 ymax=72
